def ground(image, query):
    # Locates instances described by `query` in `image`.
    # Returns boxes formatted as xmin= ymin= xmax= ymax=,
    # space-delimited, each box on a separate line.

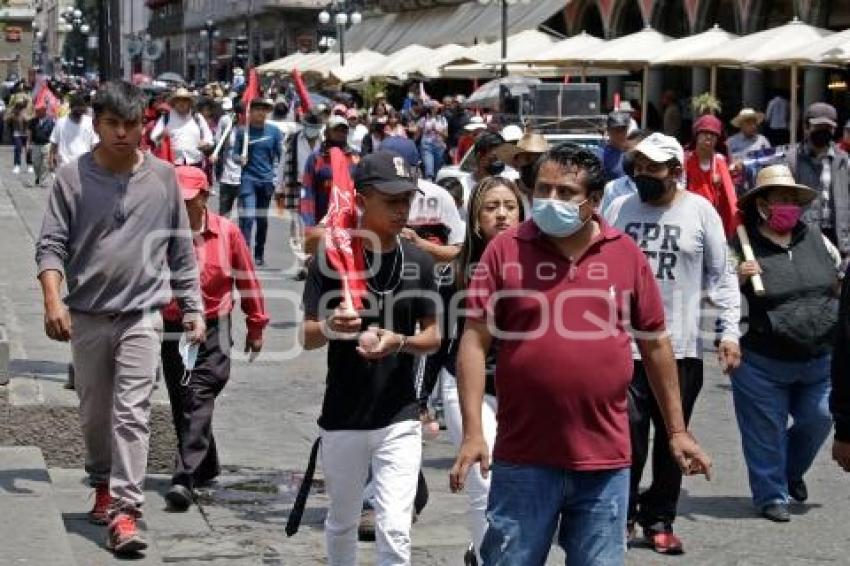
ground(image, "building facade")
xmin=0 ymin=0 xmax=37 ymax=80
xmin=146 ymin=0 xmax=324 ymax=84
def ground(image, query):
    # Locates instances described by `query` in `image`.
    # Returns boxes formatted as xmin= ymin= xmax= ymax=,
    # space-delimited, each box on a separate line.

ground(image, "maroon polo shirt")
xmin=467 ymin=217 xmax=666 ymax=470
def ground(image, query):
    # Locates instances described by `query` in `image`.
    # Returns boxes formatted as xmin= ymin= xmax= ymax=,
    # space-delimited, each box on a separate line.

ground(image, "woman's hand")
xmin=738 ymin=260 xmax=762 ymax=279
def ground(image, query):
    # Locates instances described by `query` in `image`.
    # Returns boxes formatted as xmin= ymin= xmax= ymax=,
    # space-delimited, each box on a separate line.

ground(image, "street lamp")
xmin=477 ymin=0 xmax=531 ymax=77
xmin=199 ymin=19 xmax=220 ymax=83
xmin=317 ymin=1 xmax=361 ymax=67
xmin=59 ymin=6 xmax=91 ymax=76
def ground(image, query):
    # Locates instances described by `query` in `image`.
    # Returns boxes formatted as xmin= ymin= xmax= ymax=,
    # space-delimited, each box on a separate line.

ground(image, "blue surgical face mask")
xmin=532 ymin=198 xmax=588 ymax=238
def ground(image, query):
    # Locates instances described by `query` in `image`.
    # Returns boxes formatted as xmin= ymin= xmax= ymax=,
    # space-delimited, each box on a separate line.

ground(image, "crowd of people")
xmin=25 ymin=71 xmax=850 ymax=566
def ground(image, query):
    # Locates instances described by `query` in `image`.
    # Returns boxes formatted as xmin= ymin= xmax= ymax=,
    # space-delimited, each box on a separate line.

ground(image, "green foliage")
xmin=692 ymin=92 xmax=722 ymax=116
xmin=362 ymin=77 xmax=388 ymax=108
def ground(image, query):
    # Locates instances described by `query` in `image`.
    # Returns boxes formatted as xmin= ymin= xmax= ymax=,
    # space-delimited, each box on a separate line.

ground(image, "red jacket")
xmin=162 ymin=211 xmax=269 ymax=340
xmin=685 ymin=151 xmax=738 ymax=238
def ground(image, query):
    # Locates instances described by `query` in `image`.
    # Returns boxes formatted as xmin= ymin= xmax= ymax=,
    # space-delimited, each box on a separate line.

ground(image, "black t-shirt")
xmin=29 ymin=117 xmax=55 ymax=145
xmin=302 ymin=239 xmax=438 ymax=430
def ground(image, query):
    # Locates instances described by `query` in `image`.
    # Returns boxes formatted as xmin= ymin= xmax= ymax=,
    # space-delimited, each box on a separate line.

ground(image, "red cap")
xmin=693 ymin=114 xmax=722 ymax=137
xmin=175 ymin=166 xmax=210 ymax=200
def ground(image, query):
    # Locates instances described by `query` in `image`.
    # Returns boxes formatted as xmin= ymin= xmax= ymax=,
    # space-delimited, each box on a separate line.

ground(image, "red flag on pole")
xmin=292 ymin=68 xmax=312 ymax=114
xmin=33 ymin=76 xmax=60 ymax=117
xmin=240 ymin=68 xmax=260 ymax=161
xmin=323 ymin=147 xmax=366 ymax=311
xmin=241 ymin=67 xmax=260 ymax=106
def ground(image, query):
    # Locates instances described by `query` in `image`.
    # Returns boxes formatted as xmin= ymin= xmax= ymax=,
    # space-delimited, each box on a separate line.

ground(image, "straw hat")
xmin=731 ymin=108 xmax=765 ymax=129
xmin=738 ymin=164 xmax=818 ymax=209
xmin=515 ymin=132 xmax=549 ymax=155
xmin=168 ymin=87 xmax=195 ymax=102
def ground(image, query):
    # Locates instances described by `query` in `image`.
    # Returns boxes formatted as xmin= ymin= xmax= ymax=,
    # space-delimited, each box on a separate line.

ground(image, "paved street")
xmin=1 ymin=146 xmax=850 ymax=565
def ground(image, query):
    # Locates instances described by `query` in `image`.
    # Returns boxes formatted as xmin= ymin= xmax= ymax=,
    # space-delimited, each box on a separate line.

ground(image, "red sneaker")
xmin=644 ymin=526 xmax=684 ymax=555
xmin=88 ymin=484 xmax=111 ymax=525
xmin=106 ymin=512 xmax=147 ymax=555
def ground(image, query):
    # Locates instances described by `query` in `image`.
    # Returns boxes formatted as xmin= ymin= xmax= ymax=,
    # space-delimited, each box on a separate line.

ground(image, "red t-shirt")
xmin=685 ymin=151 xmax=739 ymax=238
xmin=162 ymin=212 xmax=269 ymax=340
xmin=467 ymin=218 xmax=666 ymax=470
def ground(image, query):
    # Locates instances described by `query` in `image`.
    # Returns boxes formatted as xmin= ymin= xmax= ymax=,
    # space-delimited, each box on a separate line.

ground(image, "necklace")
xmin=363 ymin=238 xmax=404 ymax=312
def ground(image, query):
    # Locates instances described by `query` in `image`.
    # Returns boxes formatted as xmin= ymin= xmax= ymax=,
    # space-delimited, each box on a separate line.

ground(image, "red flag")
xmin=33 ymin=77 xmax=60 ymax=117
xmin=292 ymin=68 xmax=312 ymax=114
xmin=241 ymin=67 xmax=260 ymax=106
xmin=323 ymin=147 xmax=366 ymax=311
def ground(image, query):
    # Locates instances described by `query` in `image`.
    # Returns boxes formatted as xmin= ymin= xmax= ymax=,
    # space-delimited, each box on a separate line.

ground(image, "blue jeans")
xmin=420 ymin=140 xmax=444 ymax=180
xmin=12 ymin=134 xmax=25 ymax=166
xmin=731 ymin=350 xmax=832 ymax=509
xmin=237 ymin=177 xmax=274 ymax=260
xmin=481 ymin=462 xmax=628 ymax=566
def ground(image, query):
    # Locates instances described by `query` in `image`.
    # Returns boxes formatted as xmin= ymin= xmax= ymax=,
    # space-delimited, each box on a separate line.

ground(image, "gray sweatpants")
xmin=70 ymin=310 xmax=163 ymax=512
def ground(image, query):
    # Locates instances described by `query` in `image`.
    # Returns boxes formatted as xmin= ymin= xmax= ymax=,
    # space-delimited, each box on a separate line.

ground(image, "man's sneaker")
xmin=12 ymin=166 xmax=19 ymax=174
xmin=88 ymin=484 xmax=111 ymax=525
xmin=27 ymin=166 xmax=34 ymax=174
xmin=254 ymin=257 xmax=265 ymax=267
xmin=463 ymin=543 xmax=478 ymax=565
xmin=165 ymin=484 xmax=193 ymax=511
xmin=788 ymin=478 xmax=808 ymax=503
xmin=644 ymin=524 xmax=684 ymax=555
xmin=761 ymin=502 xmax=791 ymax=522
xmin=106 ymin=513 xmax=147 ymax=554
xmin=357 ymin=508 xmax=376 ymax=542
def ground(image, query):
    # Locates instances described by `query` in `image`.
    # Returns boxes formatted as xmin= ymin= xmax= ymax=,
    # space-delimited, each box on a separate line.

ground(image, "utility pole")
xmin=246 ymin=0 xmax=254 ymax=68
xmin=98 ymin=0 xmax=122 ymax=79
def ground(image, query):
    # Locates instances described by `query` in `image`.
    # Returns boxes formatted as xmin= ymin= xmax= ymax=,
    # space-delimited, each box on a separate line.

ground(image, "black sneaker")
xmin=165 ymin=484 xmax=193 ymax=512
xmin=761 ymin=503 xmax=791 ymax=522
xmin=788 ymin=478 xmax=808 ymax=503
xmin=357 ymin=508 xmax=376 ymax=541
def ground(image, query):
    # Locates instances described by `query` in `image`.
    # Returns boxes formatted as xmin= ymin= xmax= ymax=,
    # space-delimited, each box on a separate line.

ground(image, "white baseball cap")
xmin=464 ymin=116 xmax=486 ymax=131
xmin=501 ymin=124 xmax=523 ymax=143
xmin=632 ymin=132 xmax=684 ymax=166
xmin=327 ymin=115 xmax=349 ymax=129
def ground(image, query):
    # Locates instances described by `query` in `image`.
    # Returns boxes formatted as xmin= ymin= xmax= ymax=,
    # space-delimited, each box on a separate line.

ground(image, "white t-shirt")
xmin=49 ymin=115 xmax=98 ymax=166
xmin=150 ymin=110 xmax=213 ymax=165
xmin=407 ymin=178 xmax=465 ymax=246
xmin=347 ymin=123 xmax=369 ymax=153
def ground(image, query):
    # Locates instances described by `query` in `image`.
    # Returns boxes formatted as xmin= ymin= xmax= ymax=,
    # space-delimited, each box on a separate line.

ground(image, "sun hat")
xmin=737 ymin=164 xmax=818 ymax=209
xmin=730 ymin=108 xmax=765 ymax=129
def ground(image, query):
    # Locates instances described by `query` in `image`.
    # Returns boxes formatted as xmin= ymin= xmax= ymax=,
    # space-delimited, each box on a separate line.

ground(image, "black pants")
xmin=628 ymin=358 xmax=703 ymax=528
xmin=162 ymin=316 xmax=232 ymax=489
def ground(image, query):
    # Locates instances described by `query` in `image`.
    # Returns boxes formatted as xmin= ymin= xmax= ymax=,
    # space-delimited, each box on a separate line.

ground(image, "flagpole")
xmin=242 ymin=101 xmax=250 ymax=161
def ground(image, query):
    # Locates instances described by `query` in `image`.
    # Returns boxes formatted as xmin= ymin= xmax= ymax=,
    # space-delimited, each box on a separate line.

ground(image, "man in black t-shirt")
xmin=28 ymin=105 xmax=55 ymax=187
xmin=301 ymin=151 xmax=440 ymax=565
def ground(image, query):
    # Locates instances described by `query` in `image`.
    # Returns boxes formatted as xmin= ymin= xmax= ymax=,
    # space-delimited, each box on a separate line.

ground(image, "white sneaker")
xmin=27 ymin=166 xmax=34 ymax=174
xmin=12 ymin=166 xmax=19 ymax=174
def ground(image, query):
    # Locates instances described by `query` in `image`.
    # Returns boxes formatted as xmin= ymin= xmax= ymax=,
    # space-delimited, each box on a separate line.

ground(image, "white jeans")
xmin=321 ymin=420 xmax=422 ymax=566
xmin=441 ymin=369 xmax=497 ymax=563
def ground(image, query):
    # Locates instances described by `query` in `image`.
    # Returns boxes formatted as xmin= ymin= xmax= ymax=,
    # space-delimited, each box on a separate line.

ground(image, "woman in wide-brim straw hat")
xmin=730 ymin=163 xmax=841 ymax=523
xmin=728 ymin=108 xmax=771 ymax=162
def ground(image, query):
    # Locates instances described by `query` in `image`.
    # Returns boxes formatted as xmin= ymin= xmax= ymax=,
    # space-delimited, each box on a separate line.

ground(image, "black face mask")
xmin=634 ymin=175 xmax=668 ymax=203
xmin=486 ymin=160 xmax=506 ymax=177
xmin=809 ymin=129 xmax=833 ymax=148
xmin=326 ymin=138 xmax=347 ymax=149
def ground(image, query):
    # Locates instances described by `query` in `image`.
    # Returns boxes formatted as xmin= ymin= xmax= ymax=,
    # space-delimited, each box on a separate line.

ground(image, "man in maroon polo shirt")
xmin=449 ymin=143 xmax=712 ymax=566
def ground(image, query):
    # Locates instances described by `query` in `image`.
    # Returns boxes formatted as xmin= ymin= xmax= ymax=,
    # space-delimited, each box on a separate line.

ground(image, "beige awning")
xmin=343 ymin=0 xmax=568 ymax=53
xmin=511 ymin=31 xmax=605 ymax=66
xmin=652 ymin=25 xmax=739 ymax=66
xmin=584 ymin=27 xmax=672 ymax=69
xmin=768 ymin=27 xmax=850 ymax=64
xmin=328 ymin=51 xmax=389 ymax=84
xmin=441 ymin=30 xmax=559 ymax=78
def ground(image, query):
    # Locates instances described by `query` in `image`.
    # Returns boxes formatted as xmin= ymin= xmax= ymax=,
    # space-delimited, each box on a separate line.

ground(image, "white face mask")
xmin=178 ymin=333 xmax=200 ymax=386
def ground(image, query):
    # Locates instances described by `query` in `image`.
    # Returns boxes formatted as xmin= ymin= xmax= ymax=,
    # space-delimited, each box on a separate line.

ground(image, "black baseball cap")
xmin=607 ymin=111 xmax=631 ymax=129
xmin=354 ymin=150 xmax=421 ymax=194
